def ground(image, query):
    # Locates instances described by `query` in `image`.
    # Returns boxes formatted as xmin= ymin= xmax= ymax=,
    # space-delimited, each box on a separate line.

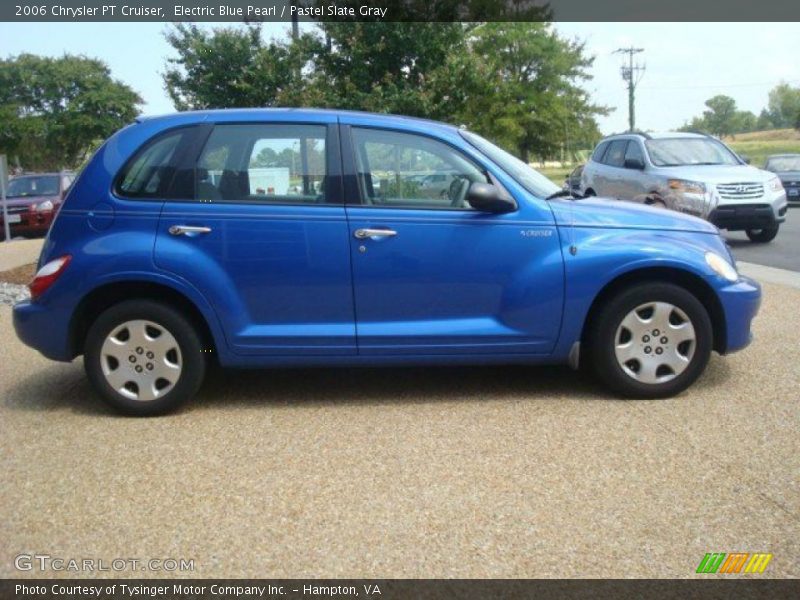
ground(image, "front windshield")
xmin=460 ymin=130 xmax=559 ymax=199
xmin=765 ymin=156 xmax=800 ymax=172
xmin=6 ymin=175 xmax=60 ymax=198
xmin=645 ymin=138 xmax=741 ymax=167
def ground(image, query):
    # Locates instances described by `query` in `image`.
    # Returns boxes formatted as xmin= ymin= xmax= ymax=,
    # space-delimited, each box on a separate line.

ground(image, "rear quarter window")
xmin=116 ymin=128 xmax=190 ymax=198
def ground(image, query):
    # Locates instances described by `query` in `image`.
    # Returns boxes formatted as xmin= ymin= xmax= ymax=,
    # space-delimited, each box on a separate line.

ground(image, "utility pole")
xmin=614 ymin=47 xmax=645 ymax=131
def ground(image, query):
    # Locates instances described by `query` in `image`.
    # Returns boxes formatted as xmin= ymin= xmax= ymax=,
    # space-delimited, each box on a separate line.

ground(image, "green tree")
xmin=462 ymin=23 xmax=607 ymax=162
xmin=163 ymin=23 xmax=320 ymax=110
xmin=702 ymin=95 xmax=738 ymax=137
xmin=766 ymin=82 xmax=800 ymax=129
xmin=0 ymin=53 xmax=141 ymax=171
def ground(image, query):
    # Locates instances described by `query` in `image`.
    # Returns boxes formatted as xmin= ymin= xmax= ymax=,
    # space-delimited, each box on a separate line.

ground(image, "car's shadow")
xmin=3 ymin=356 xmax=734 ymax=417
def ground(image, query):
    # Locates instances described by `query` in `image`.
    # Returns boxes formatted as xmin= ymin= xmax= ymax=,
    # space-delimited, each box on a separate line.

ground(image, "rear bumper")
xmin=13 ymin=300 xmax=73 ymax=361
xmin=717 ymin=275 xmax=761 ymax=354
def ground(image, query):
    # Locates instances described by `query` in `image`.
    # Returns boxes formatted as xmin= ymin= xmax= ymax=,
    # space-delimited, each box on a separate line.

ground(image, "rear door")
xmin=341 ymin=123 xmax=564 ymax=356
xmin=617 ymin=139 xmax=650 ymax=200
xmin=154 ymin=118 xmax=356 ymax=356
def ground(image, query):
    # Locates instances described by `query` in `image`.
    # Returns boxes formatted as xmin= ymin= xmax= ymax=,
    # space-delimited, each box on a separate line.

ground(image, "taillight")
xmin=29 ymin=255 xmax=72 ymax=301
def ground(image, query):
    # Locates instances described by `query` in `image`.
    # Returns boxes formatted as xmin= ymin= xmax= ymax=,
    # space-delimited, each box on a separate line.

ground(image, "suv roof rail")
xmin=683 ymin=129 xmax=717 ymax=139
xmin=630 ymin=130 xmax=652 ymax=140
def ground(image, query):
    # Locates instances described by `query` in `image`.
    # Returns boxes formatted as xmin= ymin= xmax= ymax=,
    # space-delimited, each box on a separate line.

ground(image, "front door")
xmin=342 ymin=125 xmax=564 ymax=355
xmin=154 ymin=120 xmax=356 ymax=356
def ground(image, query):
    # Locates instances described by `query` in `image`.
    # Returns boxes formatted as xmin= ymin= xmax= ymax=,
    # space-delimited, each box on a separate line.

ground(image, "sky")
xmin=1 ymin=21 xmax=799 ymax=135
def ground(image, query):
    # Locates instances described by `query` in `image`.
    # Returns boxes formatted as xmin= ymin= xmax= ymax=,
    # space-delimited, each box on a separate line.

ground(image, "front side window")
xmin=645 ymin=138 xmax=741 ymax=167
xmin=603 ymin=140 xmax=628 ymax=167
xmin=624 ymin=141 xmax=645 ymax=166
xmin=352 ymin=128 xmax=488 ymax=209
xmin=118 ymin=129 xmax=186 ymax=197
xmin=196 ymin=124 xmax=327 ymax=204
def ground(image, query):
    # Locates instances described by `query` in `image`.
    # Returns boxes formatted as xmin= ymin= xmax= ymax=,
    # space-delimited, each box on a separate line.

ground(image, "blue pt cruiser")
xmin=13 ymin=109 xmax=761 ymax=415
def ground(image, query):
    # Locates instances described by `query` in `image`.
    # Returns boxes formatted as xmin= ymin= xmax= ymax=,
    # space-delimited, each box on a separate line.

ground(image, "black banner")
xmin=2 ymin=0 xmax=800 ymax=22
xmin=3 ymin=579 xmax=800 ymax=600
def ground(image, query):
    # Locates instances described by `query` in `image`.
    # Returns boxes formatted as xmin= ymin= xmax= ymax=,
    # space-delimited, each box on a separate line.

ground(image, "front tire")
xmin=588 ymin=283 xmax=713 ymax=399
xmin=84 ymin=300 xmax=206 ymax=416
xmin=746 ymin=225 xmax=779 ymax=243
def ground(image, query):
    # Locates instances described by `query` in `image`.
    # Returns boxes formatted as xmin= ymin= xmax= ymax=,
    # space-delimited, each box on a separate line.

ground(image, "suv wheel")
xmin=745 ymin=225 xmax=779 ymax=243
xmin=589 ymin=283 xmax=712 ymax=399
xmin=84 ymin=300 xmax=206 ymax=415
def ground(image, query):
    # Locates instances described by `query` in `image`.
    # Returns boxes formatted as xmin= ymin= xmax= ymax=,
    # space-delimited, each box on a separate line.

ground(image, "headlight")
xmin=668 ymin=179 xmax=706 ymax=194
xmin=35 ymin=200 xmax=54 ymax=212
xmin=705 ymin=251 xmax=738 ymax=282
xmin=768 ymin=177 xmax=784 ymax=192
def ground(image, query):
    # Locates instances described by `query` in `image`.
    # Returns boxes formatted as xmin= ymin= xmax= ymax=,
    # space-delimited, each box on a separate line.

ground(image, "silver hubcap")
xmin=614 ymin=302 xmax=696 ymax=385
xmin=100 ymin=320 xmax=182 ymax=401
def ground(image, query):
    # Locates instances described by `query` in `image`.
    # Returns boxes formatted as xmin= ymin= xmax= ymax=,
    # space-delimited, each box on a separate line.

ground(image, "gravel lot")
xmin=0 ymin=281 xmax=798 ymax=579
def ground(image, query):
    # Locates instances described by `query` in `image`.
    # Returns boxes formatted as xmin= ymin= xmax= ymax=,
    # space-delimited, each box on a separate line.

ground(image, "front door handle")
xmin=169 ymin=225 xmax=212 ymax=236
xmin=354 ymin=228 xmax=397 ymax=240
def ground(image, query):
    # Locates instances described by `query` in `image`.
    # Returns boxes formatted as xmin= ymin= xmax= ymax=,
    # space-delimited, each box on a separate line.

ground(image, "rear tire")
xmin=746 ymin=225 xmax=779 ymax=243
xmin=84 ymin=300 xmax=205 ymax=416
xmin=588 ymin=283 xmax=712 ymax=399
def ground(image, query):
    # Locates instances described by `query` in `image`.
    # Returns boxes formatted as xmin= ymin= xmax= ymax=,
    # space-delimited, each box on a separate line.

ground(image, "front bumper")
xmin=0 ymin=210 xmax=54 ymax=237
xmin=784 ymin=184 xmax=800 ymax=203
xmin=717 ymin=275 xmax=761 ymax=354
xmin=709 ymin=203 xmax=786 ymax=231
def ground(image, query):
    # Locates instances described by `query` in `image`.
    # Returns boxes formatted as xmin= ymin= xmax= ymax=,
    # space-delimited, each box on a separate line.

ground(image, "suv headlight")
xmin=34 ymin=200 xmax=54 ymax=212
xmin=705 ymin=251 xmax=738 ymax=282
xmin=668 ymin=179 xmax=706 ymax=194
xmin=768 ymin=177 xmax=783 ymax=192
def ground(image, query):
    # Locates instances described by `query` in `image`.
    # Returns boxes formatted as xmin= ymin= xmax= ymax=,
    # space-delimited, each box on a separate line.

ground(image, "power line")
xmin=614 ymin=47 xmax=645 ymax=131
xmin=639 ymin=79 xmax=800 ymax=91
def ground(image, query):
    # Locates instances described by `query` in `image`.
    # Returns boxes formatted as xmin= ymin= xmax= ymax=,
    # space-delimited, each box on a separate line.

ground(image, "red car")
xmin=1 ymin=172 xmax=75 ymax=239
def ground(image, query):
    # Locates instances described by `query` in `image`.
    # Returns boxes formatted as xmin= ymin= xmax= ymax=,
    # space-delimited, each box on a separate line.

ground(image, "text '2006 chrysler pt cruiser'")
xmin=13 ymin=109 xmax=761 ymax=415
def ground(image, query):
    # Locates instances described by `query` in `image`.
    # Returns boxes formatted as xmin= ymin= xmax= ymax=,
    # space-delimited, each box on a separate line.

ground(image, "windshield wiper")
xmin=545 ymin=189 xmax=579 ymax=201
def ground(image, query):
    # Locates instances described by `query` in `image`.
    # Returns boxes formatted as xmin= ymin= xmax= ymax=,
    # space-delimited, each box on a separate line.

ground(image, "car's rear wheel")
xmin=84 ymin=300 xmax=205 ymax=416
xmin=588 ymin=283 xmax=712 ymax=398
xmin=746 ymin=225 xmax=779 ymax=243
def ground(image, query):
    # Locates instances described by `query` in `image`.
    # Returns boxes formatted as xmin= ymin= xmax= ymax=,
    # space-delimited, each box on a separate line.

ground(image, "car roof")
xmin=135 ymin=108 xmax=461 ymax=135
xmin=601 ymin=131 xmax=709 ymax=142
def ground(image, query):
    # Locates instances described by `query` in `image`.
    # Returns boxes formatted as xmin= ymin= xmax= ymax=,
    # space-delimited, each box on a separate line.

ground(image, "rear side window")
xmin=117 ymin=129 xmax=186 ymax=197
xmin=592 ymin=141 xmax=610 ymax=162
xmin=603 ymin=140 xmax=628 ymax=167
xmin=195 ymin=123 xmax=327 ymax=204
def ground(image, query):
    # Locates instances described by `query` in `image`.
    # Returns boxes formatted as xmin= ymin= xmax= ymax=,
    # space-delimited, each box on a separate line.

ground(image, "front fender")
xmin=553 ymin=227 xmax=727 ymax=357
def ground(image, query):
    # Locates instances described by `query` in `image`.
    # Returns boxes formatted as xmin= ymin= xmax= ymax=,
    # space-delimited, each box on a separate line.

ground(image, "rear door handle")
xmin=354 ymin=228 xmax=397 ymax=240
xmin=169 ymin=225 xmax=212 ymax=236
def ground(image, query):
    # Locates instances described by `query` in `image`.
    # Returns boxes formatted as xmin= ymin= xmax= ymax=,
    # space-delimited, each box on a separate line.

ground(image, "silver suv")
xmin=581 ymin=132 xmax=788 ymax=243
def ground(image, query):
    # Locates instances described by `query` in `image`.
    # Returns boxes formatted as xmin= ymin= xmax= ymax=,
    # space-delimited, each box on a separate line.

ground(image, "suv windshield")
xmin=765 ymin=156 xmax=800 ymax=172
xmin=7 ymin=175 xmax=60 ymax=198
xmin=645 ymin=138 xmax=741 ymax=167
xmin=460 ymin=130 xmax=559 ymax=199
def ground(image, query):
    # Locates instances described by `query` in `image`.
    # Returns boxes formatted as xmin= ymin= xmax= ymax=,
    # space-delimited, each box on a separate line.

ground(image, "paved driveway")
xmin=0 ymin=282 xmax=798 ymax=579
xmin=726 ymin=208 xmax=800 ymax=272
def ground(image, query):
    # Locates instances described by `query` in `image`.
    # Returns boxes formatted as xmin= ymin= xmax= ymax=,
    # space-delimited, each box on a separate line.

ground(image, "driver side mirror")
xmin=624 ymin=157 xmax=645 ymax=170
xmin=466 ymin=182 xmax=517 ymax=213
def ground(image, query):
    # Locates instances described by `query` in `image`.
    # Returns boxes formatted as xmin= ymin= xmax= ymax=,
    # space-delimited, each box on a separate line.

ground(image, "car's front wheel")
xmin=746 ymin=225 xmax=779 ymax=243
xmin=84 ymin=300 xmax=206 ymax=416
xmin=588 ymin=283 xmax=713 ymax=399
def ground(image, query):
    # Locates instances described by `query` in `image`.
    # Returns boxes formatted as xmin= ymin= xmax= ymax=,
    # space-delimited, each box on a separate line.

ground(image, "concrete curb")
xmin=738 ymin=261 xmax=800 ymax=290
